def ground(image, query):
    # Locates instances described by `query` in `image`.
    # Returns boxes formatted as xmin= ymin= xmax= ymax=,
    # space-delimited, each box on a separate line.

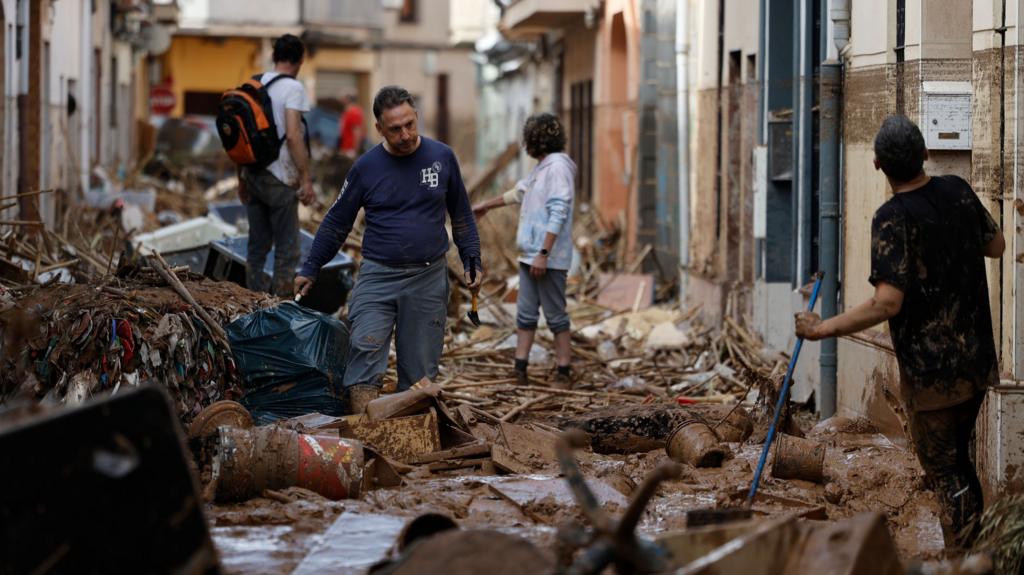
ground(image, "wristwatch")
xmin=540 ymin=248 xmax=549 ymax=256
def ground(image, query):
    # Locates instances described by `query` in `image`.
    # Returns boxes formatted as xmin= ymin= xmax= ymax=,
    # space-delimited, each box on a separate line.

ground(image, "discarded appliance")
xmin=0 ymin=386 xmax=220 ymax=573
xmin=206 ymin=230 xmax=354 ymax=314
xmin=227 ymin=301 xmax=348 ymax=423
xmin=213 ymin=425 xmax=364 ymax=502
xmin=207 ymin=200 xmax=248 ymax=230
xmin=133 ymin=216 xmax=238 ymax=273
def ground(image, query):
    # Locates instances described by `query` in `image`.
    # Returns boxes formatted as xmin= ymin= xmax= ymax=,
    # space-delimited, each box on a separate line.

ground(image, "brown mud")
xmin=209 ymin=414 xmax=945 ymax=573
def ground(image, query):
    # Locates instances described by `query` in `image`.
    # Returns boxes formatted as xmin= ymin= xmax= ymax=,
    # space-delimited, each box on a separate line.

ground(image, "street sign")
xmin=150 ymin=86 xmax=175 ymax=115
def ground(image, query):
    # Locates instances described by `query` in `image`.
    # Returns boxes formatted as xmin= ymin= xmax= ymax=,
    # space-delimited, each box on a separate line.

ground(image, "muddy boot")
xmin=514 ymin=358 xmax=529 ymax=386
xmin=553 ymin=367 xmax=572 ymax=389
xmin=348 ymin=384 xmax=380 ymax=415
xmin=514 ymin=369 xmax=530 ymax=386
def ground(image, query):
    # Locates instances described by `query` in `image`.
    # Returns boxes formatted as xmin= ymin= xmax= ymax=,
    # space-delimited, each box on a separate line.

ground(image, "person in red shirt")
xmin=338 ymin=94 xmax=365 ymax=158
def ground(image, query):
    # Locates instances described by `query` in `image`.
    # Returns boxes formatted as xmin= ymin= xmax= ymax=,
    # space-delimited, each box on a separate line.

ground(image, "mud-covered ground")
xmin=208 ymin=414 xmax=944 ymax=574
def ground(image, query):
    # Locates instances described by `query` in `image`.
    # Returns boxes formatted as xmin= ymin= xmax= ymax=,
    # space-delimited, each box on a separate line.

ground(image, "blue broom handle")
xmin=746 ymin=272 xmax=824 ymax=505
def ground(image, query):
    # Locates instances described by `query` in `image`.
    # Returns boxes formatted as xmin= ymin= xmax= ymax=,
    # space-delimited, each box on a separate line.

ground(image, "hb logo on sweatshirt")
xmin=421 ymin=161 xmax=442 ymax=189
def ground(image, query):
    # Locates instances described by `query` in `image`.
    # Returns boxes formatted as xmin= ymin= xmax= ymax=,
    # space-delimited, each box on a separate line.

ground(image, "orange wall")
xmin=160 ymin=36 xmax=262 ymax=116
xmin=595 ymin=1 xmax=640 ymax=251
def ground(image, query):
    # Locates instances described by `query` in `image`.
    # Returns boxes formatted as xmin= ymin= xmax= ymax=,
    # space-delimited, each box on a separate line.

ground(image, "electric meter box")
xmin=921 ymin=81 xmax=972 ymax=151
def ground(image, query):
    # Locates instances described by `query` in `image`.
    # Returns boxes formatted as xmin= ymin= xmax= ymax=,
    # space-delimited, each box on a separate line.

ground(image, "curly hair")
xmin=522 ymin=113 xmax=566 ymax=158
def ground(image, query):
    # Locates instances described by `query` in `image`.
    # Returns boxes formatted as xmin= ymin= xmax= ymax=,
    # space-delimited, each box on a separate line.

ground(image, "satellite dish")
xmin=139 ymin=24 xmax=172 ymax=56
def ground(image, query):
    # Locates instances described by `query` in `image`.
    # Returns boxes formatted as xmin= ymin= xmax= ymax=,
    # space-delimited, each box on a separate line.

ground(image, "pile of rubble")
xmin=0 ymin=261 xmax=274 ymax=419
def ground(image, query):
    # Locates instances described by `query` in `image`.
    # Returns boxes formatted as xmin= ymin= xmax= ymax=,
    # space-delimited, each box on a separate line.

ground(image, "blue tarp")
xmin=227 ymin=301 xmax=348 ymax=424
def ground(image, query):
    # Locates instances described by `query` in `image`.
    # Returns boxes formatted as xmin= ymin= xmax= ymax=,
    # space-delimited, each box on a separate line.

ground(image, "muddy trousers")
xmin=907 ymin=394 xmax=984 ymax=547
xmin=242 ymin=169 xmax=300 ymax=297
xmin=342 ymin=258 xmax=449 ymax=392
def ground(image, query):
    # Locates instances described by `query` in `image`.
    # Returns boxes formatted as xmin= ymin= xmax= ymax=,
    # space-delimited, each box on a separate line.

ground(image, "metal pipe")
xmin=819 ymin=0 xmax=848 ymax=419
xmin=757 ymin=0 xmax=767 ymax=144
xmin=676 ymin=0 xmax=691 ymax=294
xmin=79 ymin=0 xmax=92 ymax=194
xmin=998 ymin=0 xmax=1006 ymax=355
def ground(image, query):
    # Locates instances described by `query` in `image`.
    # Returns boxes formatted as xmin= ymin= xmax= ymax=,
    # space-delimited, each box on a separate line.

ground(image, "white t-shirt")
xmin=260 ymin=72 xmax=310 ymax=187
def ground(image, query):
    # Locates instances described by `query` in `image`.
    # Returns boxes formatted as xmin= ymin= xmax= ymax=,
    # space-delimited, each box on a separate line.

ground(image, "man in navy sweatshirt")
xmin=295 ymin=85 xmax=483 ymax=414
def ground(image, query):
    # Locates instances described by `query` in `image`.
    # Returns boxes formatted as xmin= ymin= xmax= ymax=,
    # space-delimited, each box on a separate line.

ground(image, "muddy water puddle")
xmin=211 ymin=428 xmax=947 ymax=572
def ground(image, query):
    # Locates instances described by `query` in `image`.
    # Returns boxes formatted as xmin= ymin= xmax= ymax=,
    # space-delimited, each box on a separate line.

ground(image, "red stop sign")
xmin=150 ymin=86 xmax=176 ymax=115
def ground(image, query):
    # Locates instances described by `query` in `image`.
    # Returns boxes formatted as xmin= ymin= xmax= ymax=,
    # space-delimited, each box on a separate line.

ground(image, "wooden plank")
xmin=466 ymin=142 xmax=519 ymax=198
xmin=408 ymin=442 xmax=491 ymax=465
xmin=488 ymin=476 xmax=628 ymax=516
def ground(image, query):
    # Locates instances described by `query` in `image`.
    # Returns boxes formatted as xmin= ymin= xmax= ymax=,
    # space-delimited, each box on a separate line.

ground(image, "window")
xmin=570 ymin=80 xmax=593 ymax=202
xmin=400 ymin=0 xmax=417 ymax=23
xmin=183 ymin=91 xmax=222 ymax=116
xmin=110 ymin=56 xmax=117 ymax=127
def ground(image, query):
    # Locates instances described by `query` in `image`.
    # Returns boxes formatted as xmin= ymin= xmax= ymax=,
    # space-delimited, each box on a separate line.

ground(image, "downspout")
xmin=895 ymin=0 xmax=905 ymax=114
xmin=997 ymin=0 xmax=1006 ymax=357
xmin=676 ymin=0 xmax=690 ymax=296
xmin=79 ymin=0 xmax=92 ymax=195
xmin=819 ymin=0 xmax=848 ymax=419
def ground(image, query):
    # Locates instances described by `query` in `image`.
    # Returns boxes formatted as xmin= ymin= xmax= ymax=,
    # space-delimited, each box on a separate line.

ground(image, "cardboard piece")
xmin=339 ymin=409 xmax=441 ymax=463
xmin=596 ymin=273 xmax=655 ymax=312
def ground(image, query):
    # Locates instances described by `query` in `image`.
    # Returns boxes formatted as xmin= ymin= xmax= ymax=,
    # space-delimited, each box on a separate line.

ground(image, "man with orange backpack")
xmin=218 ymin=34 xmax=316 ymax=296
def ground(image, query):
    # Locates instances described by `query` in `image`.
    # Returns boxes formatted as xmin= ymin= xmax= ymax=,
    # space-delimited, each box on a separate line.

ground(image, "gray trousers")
xmin=243 ymin=169 xmax=300 ymax=297
xmin=516 ymin=262 xmax=570 ymax=333
xmin=343 ymin=258 xmax=449 ymax=391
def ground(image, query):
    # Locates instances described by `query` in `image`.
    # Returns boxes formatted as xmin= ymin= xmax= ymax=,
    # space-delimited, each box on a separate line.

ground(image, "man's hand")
xmin=464 ymin=264 xmax=485 ymax=290
xmin=298 ymin=180 xmax=316 ymax=206
xmin=795 ymin=312 xmax=826 ymax=341
xmin=530 ymin=254 xmax=548 ymax=278
xmin=294 ymin=275 xmax=315 ymax=297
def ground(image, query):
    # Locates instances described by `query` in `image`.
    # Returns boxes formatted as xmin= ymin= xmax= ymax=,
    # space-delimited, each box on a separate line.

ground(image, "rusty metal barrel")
xmin=213 ymin=426 xmax=364 ymax=501
xmin=665 ymin=420 xmax=728 ymax=468
xmin=771 ymin=433 xmax=826 ymax=483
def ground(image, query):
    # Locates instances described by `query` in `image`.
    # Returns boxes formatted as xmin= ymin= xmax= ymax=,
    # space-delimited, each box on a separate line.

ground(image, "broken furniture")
xmin=206 ymin=229 xmax=354 ymax=315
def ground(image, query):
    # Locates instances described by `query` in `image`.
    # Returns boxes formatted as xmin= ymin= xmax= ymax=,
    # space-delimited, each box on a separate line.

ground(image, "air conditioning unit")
xmin=381 ymin=0 xmax=404 ymax=10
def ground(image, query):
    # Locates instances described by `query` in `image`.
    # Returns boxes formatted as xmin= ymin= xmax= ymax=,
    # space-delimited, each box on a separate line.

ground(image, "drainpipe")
xmin=997 ymin=0 xmax=1006 ymax=354
xmin=676 ymin=0 xmax=690 ymax=297
xmin=818 ymin=0 xmax=848 ymax=418
xmin=79 ymin=0 xmax=92 ymax=195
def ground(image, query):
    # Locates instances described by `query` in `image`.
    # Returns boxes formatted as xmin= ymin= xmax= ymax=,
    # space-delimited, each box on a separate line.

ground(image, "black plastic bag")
xmin=226 ymin=301 xmax=348 ymax=424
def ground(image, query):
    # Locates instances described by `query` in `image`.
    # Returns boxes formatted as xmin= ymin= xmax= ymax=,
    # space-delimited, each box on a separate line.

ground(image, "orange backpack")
xmin=216 ymin=74 xmax=292 ymax=168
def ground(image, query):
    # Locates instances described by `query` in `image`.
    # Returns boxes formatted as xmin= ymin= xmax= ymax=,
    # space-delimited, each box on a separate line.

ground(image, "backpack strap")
xmin=261 ymin=73 xmax=294 ymax=88
xmin=256 ymin=73 xmax=311 ymax=158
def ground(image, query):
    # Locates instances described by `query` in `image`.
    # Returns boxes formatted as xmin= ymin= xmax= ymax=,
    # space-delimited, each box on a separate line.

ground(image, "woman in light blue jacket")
xmin=473 ymin=113 xmax=577 ymax=387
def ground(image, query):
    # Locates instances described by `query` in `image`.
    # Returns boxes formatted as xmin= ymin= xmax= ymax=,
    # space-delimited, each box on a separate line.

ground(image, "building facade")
xmin=0 ymin=0 xmax=170 ymax=231
xmin=159 ymin=0 xmax=481 ymax=170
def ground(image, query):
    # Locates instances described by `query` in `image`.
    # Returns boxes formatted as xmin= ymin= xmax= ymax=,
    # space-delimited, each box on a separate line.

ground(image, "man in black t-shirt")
xmin=795 ymin=115 xmax=1005 ymax=547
